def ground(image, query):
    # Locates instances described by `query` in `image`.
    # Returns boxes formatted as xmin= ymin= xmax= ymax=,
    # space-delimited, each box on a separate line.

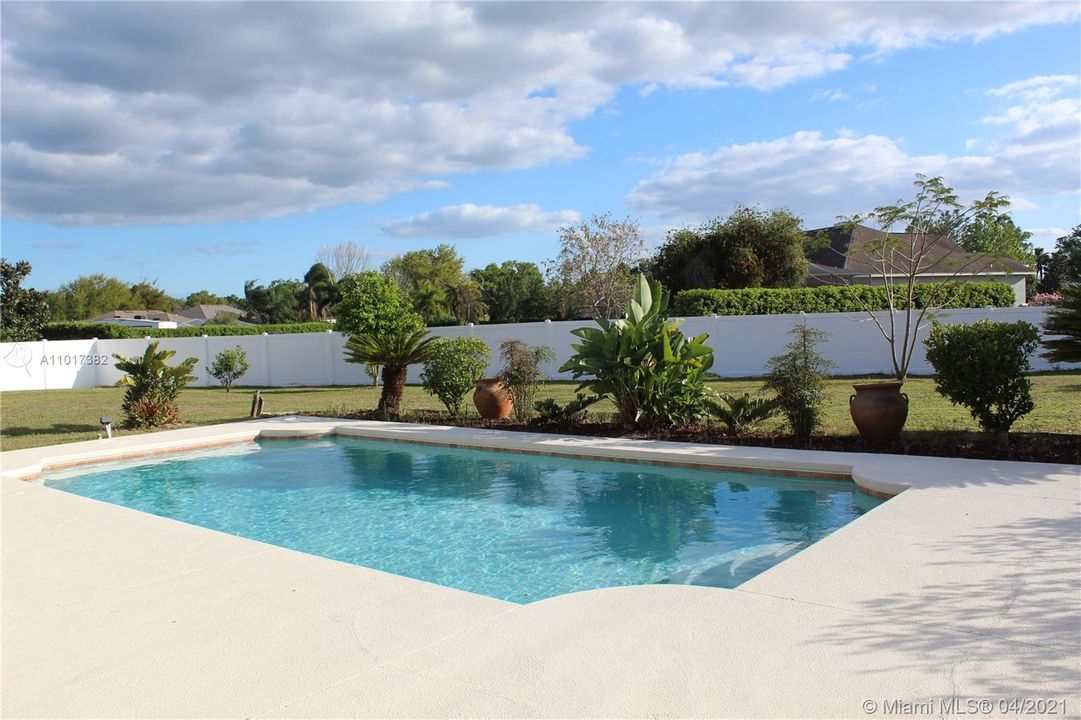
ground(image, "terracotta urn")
xmin=849 ymin=381 xmax=909 ymax=442
xmin=473 ymin=379 xmax=513 ymax=419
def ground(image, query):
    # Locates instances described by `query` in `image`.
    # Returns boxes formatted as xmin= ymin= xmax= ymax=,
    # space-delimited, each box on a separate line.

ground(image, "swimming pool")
xmin=46 ymin=436 xmax=882 ymax=603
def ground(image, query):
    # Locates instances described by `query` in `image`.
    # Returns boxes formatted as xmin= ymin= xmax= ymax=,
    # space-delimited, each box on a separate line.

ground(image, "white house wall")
xmin=0 ymin=307 xmax=1073 ymax=392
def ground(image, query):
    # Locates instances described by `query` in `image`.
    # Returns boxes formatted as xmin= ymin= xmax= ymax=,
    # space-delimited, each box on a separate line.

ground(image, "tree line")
xmin=3 ymin=186 xmax=1079 ymax=343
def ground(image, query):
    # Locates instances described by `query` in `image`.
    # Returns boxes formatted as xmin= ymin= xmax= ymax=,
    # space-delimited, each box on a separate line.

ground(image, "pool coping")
xmin=3 ymin=418 xmax=1079 ymax=718
xmin=1 ymin=413 xmax=1037 ymax=498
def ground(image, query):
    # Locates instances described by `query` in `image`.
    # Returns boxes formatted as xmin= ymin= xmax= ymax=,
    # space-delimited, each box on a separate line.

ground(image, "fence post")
xmin=325 ymin=330 xmax=335 ymax=386
xmin=203 ymin=335 xmax=210 ymax=387
xmin=262 ymin=333 xmax=271 ymax=386
xmin=40 ymin=339 xmax=48 ymax=390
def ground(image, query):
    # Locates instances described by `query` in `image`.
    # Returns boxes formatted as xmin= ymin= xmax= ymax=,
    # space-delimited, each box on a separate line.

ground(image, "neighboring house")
xmin=177 ymin=304 xmax=248 ymax=326
xmin=805 ymin=224 xmax=1034 ymax=306
xmin=89 ymin=310 xmax=187 ymax=329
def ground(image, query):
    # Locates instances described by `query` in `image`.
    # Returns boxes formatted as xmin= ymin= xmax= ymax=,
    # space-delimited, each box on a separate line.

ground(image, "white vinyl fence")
xmin=0 ymin=307 xmax=1073 ymax=392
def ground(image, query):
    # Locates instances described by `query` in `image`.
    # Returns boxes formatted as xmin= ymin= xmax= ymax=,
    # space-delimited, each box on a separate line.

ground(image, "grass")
xmin=1 ymin=373 xmax=1078 ymax=452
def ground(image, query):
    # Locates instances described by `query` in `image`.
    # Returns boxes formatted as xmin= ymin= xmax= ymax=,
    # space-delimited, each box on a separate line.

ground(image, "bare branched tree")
xmin=547 ymin=212 xmax=645 ymax=319
xmin=825 ymin=175 xmax=1010 ymax=380
xmin=316 ymin=241 xmax=372 ymax=280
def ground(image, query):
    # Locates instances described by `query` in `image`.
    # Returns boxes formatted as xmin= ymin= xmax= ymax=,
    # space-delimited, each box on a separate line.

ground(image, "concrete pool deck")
xmin=2 ymin=417 xmax=1079 ymax=718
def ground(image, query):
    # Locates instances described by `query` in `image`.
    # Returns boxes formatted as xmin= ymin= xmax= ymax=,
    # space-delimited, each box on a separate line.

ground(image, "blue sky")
xmin=2 ymin=2 xmax=1079 ymax=297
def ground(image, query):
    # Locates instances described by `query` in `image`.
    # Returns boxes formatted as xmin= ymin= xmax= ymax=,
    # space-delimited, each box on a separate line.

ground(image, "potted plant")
xmin=829 ymin=175 xmax=1016 ymax=441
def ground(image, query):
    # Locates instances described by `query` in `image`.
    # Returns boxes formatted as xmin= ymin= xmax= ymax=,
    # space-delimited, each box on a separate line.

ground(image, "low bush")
xmin=40 ymin=321 xmax=333 ymax=340
xmin=530 ymin=394 xmax=602 ymax=428
xmin=925 ymin=320 xmax=1040 ymax=439
xmin=209 ymin=346 xmax=250 ymax=391
xmin=764 ymin=325 xmax=834 ymax=439
xmin=671 ymin=282 xmax=1016 ymax=317
xmin=705 ymin=392 xmax=780 ymax=435
xmin=500 ymin=340 xmax=555 ymax=422
xmin=113 ymin=341 xmax=198 ymax=428
xmin=420 ymin=337 xmax=491 ymax=416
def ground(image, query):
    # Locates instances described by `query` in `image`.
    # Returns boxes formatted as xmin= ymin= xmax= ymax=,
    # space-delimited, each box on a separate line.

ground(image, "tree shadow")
xmin=2 ymin=423 xmax=101 ymax=438
xmin=807 ymin=512 xmax=1080 ymax=694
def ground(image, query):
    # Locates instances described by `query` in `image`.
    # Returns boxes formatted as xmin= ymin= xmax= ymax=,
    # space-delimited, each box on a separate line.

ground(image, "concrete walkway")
xmin=2 ymin=419 xmax=1079 ymax=718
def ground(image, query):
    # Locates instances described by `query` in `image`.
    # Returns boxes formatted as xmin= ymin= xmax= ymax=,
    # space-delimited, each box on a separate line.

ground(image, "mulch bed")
xmin=296 ymin=410 xmax=1081 ymax=465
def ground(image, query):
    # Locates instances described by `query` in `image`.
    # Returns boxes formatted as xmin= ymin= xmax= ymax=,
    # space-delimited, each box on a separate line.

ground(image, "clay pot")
xmin=849 ymin=381 xmax=909 ymax=442
xmin=473 ymin=379 xmax=513 ymax=419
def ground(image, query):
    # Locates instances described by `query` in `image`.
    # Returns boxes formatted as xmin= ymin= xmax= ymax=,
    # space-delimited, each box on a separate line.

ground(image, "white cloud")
xmin=627 ymin=73 xmax=1081 ymax=226
xmin=382 ymin=203 xmax=579 ymax=238
xmin=1 ymin=2 xmax=1076 ymax=224
xmin=1028 ymin=226 xmax=1071 ymax=246
xmin=811 ymin=89 xmax=851 ymax=102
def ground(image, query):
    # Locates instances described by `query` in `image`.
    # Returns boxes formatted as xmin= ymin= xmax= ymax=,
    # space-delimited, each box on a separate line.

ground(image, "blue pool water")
xmin=46 ymin=437 xmax=881 ymax=603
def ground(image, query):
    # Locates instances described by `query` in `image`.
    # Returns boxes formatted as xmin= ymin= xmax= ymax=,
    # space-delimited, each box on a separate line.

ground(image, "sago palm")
xmin=344 ymin=328 xmax=434 ymax=419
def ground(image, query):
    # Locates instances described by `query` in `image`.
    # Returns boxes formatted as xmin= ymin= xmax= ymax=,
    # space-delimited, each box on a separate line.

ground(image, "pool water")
xmin=46 ymin=437 xmax=882 ymax=603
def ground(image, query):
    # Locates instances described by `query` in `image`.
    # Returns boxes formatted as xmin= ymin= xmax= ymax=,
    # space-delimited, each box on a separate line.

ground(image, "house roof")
xmin=177 ymin=304 xmax=245 ymax=320
xmin=91 ymin=310 xmax=189 ymax=323
xmin=805 ymin=224 xmax=1034 ymax=277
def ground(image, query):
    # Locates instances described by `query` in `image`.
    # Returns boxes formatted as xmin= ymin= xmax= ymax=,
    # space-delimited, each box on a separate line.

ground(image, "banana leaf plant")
xmin=559 ymin=274 xmax=714 ymax=430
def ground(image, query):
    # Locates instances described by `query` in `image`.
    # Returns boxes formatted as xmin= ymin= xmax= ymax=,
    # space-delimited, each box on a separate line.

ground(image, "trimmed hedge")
xmin=671 ymin=282 xmax=1016 ymax=317
xmin=40 ymin=321 xmax=333 ymax=341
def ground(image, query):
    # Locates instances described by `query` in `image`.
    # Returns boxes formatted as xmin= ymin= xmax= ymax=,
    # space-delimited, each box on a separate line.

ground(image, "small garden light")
xmin=99 ymin=416 xmax=113 ymax=440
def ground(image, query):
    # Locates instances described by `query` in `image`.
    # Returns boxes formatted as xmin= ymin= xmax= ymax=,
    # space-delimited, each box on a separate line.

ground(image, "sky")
xmin=2 ymin=1 xmax=1079 ymax=298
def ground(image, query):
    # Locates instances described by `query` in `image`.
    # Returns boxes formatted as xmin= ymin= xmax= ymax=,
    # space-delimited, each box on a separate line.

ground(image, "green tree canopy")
xmin=301 ymin=263 xmax=338 ymax=321
xmin=242 ymin=279 xmax=303 ymax=324
xmin=548 ymin=212 xmax=645 ymax=319
xmin=383 ymin=244 xmax=465 ymax=323
xmin=957 ymin=214 xmax=1036 ymax=267
xmin=648 ymin=206 xmax=808 ymax=293
xmin=47 ymin=274 xmax=137 ymax=321
xmin=1 ymin=259 xmax=50 ymax=342
xmin=471 ymin=261 xmax=552 ymax=323
xmin=1039 ymin=226 xmax=1081 ymax=293
xmin=185 ymin=290 xmax=228 ymax=307
xmin=333 ymin=271 xmax=423 ymax=336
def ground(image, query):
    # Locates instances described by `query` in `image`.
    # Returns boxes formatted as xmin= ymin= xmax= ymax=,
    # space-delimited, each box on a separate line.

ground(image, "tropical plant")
xmin=208 ymin=346 xmax=250 ymax=391
xmin=1 ymin=259 xmax=50 ymax=342
xmin=924 ymin=320 xmax=1040 ymax=441
xmin=113 ymin=342 xmax=198 ymax=428
xmin=1040 ymin=284 xmax=1081 ymax=365
xmin=499 ymin=340 xmax=556 ymax=422
xmin=705 ymin=392 xmax=780 ymax=435
xmin=530 ymin=394 xmax=602 ymax=428
xmin=344 ymin=328 xmax=434 ymax=419
xmin=1037 ymin=226 xmax=1080 ymax=293
xmin=420 ymin=337 xmax=491 ymax=415
xmin=764 ymin=325 xmax=833 ymax=439
xmin=243 ymin=278 xmax=303 ymax=324
xmin=560 ymin=274 xmax=715 ymax=430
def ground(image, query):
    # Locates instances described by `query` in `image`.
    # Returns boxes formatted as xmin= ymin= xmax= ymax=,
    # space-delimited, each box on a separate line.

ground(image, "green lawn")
xmin=1 ymin=374 xmax=1078 ymax=452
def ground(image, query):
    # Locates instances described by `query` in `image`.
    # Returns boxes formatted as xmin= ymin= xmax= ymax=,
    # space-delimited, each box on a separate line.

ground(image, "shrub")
xmin=1030 ymin=292 xmax=1063 ymax=307
xmin=705 ymin=393 xmax=780 ymax=435
xmin=530 ymin=394 xmax=602 ymax=428
xmin=560 ymin=274 xmax=714 ymax=430
xmin=925 ymin=320 xmax=1040 ymax=438
xmin=334 ymin=271 xmax=423 ymax=337
xmin=208 ymin=346 xmax=250 ymax=391
xmin=670 ymin=281 xmax=1016 ymax=317
xmin=344 ymin=328 xmax=433 ymax=419
xmin=421 ymin=337 xmax=491 ymax=415
xmin=499 ymin=340 xmax=555 ymax=422
xmin=1041 ymin=285 xmax=1081 ymax=364
xmin=764 ymin=325 xmax=834 ymax=439
xmin=40 ymin=321 xmax=332 ymax=341
xmin=113 ymin=342 xmax=198 ymax=428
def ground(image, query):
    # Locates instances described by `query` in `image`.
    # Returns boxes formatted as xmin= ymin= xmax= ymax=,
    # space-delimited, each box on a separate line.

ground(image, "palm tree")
xmin=344 ymin=328 xmax=434 ymax=419
xmin=302 ymin=263 xmax=338 ymax=320
xmin=448 ymin=279 xmax=488 ymax=324
xmin=1033 ymin=247 xmax=1050 ymax=281
xmin=411 ymin=282 xmax=446 ymax=324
